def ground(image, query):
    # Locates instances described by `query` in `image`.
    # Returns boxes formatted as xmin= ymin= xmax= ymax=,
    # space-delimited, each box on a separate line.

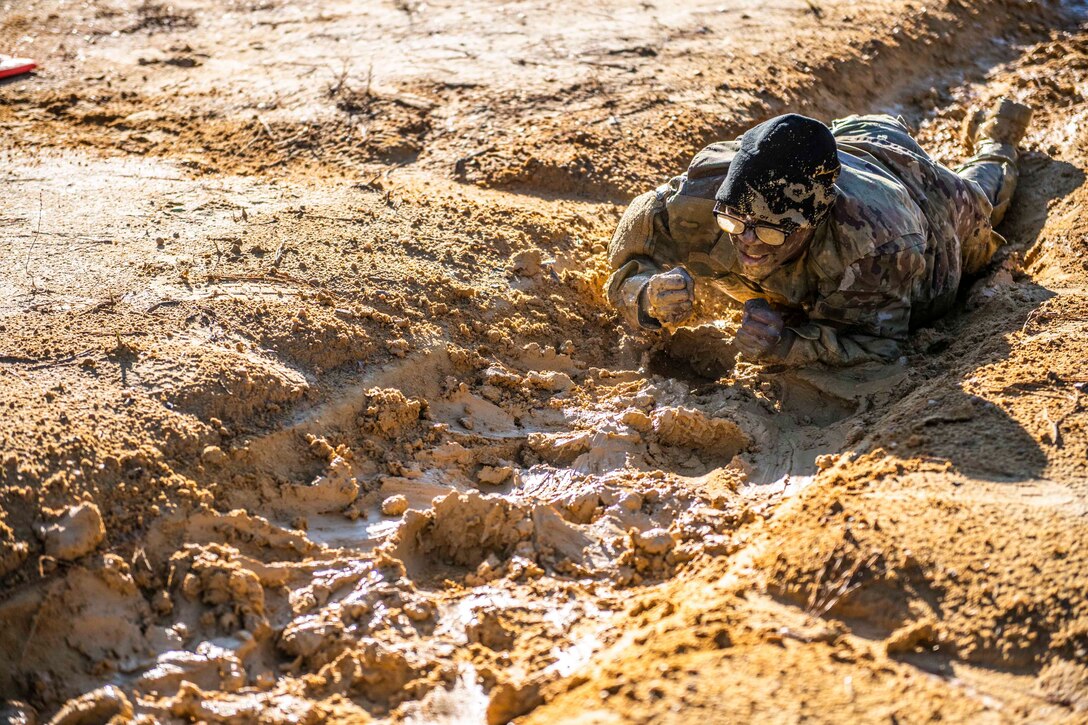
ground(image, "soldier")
xmin=605 ymin=99 xmax=1033 ymax=366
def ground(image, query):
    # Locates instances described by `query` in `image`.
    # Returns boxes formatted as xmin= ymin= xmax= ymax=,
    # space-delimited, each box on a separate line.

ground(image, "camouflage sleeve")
xmin=604 ymin=185 xmax=673 ymax=330
xmin=763 ymin=234 xmax=927 ymax=366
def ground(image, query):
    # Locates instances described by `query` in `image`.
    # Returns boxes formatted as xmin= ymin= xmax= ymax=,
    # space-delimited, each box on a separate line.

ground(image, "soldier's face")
xmin=727 ymin=212 xmax=813 ymax=276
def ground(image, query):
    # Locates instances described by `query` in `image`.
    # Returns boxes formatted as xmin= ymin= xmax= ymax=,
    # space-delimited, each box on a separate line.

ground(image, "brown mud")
xmin=2 ymin=0 xmax=1088 ymax=722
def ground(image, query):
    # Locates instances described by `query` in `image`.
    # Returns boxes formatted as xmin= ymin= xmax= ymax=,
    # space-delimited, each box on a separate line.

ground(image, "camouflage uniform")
xmin=606 ymin=114 xmax=1016 ymax=366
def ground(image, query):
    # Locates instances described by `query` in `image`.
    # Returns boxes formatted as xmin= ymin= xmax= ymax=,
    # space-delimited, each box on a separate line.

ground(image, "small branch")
xmin=1 ymin=348 xmax=96 ymax=370
xmin=272 ymin=240 xmax=288 ymax=268
xmin=1042 ymin=405 xmax=1061 ymax=448
xmin=257 ymin=115 xmax=279 ymax=145
xmin=147 ymin=300 xmax=181 ymax=313
xmin=24 ymin=190 xmax=43 ymax=281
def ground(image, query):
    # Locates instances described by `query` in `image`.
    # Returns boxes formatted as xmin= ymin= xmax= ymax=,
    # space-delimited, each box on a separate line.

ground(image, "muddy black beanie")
xmin=715 ymin=113 xmax=840 ymax=227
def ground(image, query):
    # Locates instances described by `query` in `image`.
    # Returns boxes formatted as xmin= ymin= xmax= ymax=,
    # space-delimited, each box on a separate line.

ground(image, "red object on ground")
xmin=0 ymin=55 xmax=36 ymax=80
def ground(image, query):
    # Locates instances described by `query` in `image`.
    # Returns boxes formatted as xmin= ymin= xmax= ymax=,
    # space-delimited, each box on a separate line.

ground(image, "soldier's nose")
xmin=738 ymin=227 xmax=761 ymax=247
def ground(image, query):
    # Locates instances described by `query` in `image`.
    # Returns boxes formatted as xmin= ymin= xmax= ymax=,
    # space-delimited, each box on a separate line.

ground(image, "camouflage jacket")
xmin=606 ymin=115 xmax=997 ymax=366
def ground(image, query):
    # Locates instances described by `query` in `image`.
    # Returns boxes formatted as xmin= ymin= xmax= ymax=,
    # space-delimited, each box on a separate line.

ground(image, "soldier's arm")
xmin=762 ymin=235 xmax=926 ymax=366
xmin=604 ymin=184 xmax=675 ymax=330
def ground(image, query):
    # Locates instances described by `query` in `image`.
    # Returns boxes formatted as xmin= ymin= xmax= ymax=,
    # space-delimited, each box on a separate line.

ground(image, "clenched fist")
xmin=640 ymin=268 xmax=695 ymax=325
xmin=735 ymin=298 xmax=785 ymax=359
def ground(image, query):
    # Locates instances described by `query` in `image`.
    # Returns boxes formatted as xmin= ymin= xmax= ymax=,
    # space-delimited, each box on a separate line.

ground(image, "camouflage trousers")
xmin=957 ymin=140 xmax=1020 ymax=228
xmin=833 ymin=115 xmax=1017 ymax=276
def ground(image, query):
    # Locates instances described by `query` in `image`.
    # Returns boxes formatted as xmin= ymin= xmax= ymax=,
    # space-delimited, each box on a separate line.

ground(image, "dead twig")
xmin=16 ymin=229 xmax=113 ymax=243
xmin=453 ymin=146 xmax=495 ymax=180
xmin=1042 ymin=405 xmax=1061 ymax=448
xmin=19 ymin=580 xmax=59 ymax=666
xmin=272 ymin=240 xmax=288 ymax=268
xmin=806 ymin=547 xmax=882 ymax=618
xmin=256 ymin=115 xmax=279 ymax=145
xmin=146 ymin=300 xmax=181 ymax=313
xmin=1003 ymin=375 xmax=1088 ymax=394
xmin=327 ymin=58 xmax=352 ymax=98
xmin=1 ymin=348 xmax=96 ymax=370
xmin=239 ymin=123 xmax=269 ymax=153
xmin=206 ymin=272 xmax=326 ymax=291
xmin=806 ymin=551 xmax=839 ymax=613
xmin=113 ymin=173 xmax=187 ymax=181
xmin=1001 ymin=385 xmax=1079 ymax=401
xmin=306 ymin=214 xmax=364 ymax=223
xmin=1021 ymin=306 xmax=1051 ymax=334
xmin=29 ymin=348 xmax=96 ymax=371
xmin=83 ymin=296 xmax=118 ymax=315
xmin=815 ymin=553 xmax=880 ymax=617
xmin=25 ymin=191 xmax=42 ymax=282
xmin=1042 ymin=387 xmax=1083 ymax=448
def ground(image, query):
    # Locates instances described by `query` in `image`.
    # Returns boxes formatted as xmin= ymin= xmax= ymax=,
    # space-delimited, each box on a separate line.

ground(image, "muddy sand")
xmin=2 ymin=0 xmax=1088 ymax=722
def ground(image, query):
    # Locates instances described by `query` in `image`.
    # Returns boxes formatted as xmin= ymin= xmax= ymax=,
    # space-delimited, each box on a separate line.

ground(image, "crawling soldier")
xmin=605 ymin=99 xmax=1032 ymax=366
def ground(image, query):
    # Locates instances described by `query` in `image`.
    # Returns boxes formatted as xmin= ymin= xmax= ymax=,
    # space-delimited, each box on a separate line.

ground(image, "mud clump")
xmin=477 ymin=464 xmax=515 ymax=486
xmin=0 ymin=562 xmax=151 ymax=707
xmin=508 ymin=248 xmax=545 ymax=277
xmin=487 ymin=680 xmax=544 ymax=725
xmin=37 ymin=503 xmax=106 ymax=561
xmin=1036 ymin=659 xmax=1088 ymax=712
xmin=381 ymin=494 xmax=410 ymax=516
xmin=652 ymin=407 xmax=749 ymax=459
xmin=136 ymin=642 xmax=248 ymax=697
xmin=884 ymin=618 xmax=941 ymax=655
xmin=165 ymin=684 xmax=326 ymax=724
xmin=309 ymin=640 xmax=444 ymax=705
xmin=396 ymin=492 xmax=532 ymax=567
xmin=278 ymin=455 xmax=360 ymax=516
xmin=201 ymin=445 xmax=228 ymax=467
xmin=173 ymin=544 xmax=271 ymax=637
xmin=359 ymin=387 xmax=424 ymax=436
xmin=0 ymin=523 xmax=30 ymax=578
xmin=632 ymin=527 xmax=675 ymax=556
xmin=618 ymin=526 xmax=682 ymax=583
xmin=265 ymin=307 xmax=376 ymax=372
xmin=279 ymin=613 xmax=350 ymax=668
xmin=467 ymin=606 xmax=518 ymax=651
xmin=47 ymin=685 xmax=133 ymax=725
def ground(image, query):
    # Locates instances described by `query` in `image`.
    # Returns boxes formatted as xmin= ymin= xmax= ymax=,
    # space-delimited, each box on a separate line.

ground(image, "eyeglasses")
xmin=713 ymin=209 xmax=791 ymax=247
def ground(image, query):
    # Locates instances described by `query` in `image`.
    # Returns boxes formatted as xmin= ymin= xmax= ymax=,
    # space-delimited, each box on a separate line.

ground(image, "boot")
xmin=957 ymin=98 xmax=1033 ymax=229
xmin=962 ymin=97 xmax=1033 ymax=154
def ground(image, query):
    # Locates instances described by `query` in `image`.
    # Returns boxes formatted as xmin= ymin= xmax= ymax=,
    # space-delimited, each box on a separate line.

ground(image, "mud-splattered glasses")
xmin=713 ymin=207 xmax=790 ymax=247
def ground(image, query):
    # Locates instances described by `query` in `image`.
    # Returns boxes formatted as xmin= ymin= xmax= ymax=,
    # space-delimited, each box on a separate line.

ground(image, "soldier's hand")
xmin=641 ymin=268 xmax=695 ymax=325
xmin=736 ymin=299 xmax=785 ymax=359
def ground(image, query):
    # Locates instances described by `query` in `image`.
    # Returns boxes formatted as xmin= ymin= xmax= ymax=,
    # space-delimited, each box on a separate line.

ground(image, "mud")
xmin=2 ymin=0 xmax=1088 ymax=723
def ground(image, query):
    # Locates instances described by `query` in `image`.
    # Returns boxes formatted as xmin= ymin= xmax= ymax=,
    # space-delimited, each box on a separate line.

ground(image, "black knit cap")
xmin=715 ymin=113 xmax=840 ymax=228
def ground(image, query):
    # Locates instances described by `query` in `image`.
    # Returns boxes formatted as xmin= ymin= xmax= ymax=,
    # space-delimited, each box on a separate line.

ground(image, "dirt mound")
xmin=136 ymin=337 xmax=310 ymax=425
xmin=396 ymin=491 xmax=531 ymax=568
xmin=457 ymin=0 xmax=1069 ymax=199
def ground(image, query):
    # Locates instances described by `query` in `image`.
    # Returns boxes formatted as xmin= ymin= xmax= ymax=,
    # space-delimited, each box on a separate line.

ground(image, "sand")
xmin=1 ymin=0 xmax=1087 ymax=722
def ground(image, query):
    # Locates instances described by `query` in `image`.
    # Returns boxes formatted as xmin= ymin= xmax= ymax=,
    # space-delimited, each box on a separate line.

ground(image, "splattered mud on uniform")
xmin=607 ymin=115 xmax=1008 ymax=366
